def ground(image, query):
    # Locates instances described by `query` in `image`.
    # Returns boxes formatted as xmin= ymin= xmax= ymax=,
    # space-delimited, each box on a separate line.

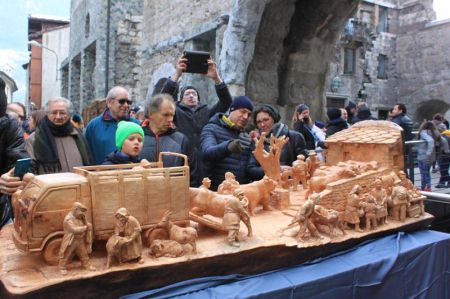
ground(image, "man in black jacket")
xmin=0 ymin=78 xmax=29 ymax=228
xmin=160 ymin=56 xmax=232 ymax=185
xmin=391 ymin=103 xmax=413 ymax=142
xmin=140 ymin=94 xmax=198 ymax=186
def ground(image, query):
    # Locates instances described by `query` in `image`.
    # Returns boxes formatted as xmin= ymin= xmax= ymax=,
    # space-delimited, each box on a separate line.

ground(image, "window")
xmin=377 ymin=54 xmax=388 ymax=79
xmin=377 ymin=6 xmax=388 ymax=33
xmin=85 ymin=14 xmax=90 ymax=38
xmin=344 ymin=48 xmax=356 ymax=75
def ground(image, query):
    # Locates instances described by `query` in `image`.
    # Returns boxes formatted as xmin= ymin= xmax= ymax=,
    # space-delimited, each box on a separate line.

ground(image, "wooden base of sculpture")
xmin=0 ymin=207 xmax=433 ymax=299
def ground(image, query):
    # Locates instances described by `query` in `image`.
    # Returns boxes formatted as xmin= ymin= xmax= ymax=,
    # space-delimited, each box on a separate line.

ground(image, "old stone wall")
xmin=397 ymin=2 xmax=450 ymax=122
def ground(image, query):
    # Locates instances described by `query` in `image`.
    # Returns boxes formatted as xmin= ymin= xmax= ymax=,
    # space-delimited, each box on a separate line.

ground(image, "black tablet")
xmin=183 ymin=50 xmax=210 ymax=74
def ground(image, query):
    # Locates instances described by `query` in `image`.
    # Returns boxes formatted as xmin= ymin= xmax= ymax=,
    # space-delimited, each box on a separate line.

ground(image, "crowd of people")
xmin=1 ymin=56 xmax=450 ymax=228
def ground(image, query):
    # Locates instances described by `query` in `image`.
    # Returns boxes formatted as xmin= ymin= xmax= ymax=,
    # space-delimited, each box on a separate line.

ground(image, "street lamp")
xmin=28 ymin=40 xmax=59 ymax=81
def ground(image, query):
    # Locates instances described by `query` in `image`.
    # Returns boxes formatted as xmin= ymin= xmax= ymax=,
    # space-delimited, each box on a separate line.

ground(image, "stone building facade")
xmin=327 ymin=0 xmax=450 ymax=123
xmin=63 ymin=0 xmax=449 ymax=124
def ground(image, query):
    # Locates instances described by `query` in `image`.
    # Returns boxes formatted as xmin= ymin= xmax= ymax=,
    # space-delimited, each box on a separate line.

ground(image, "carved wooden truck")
xmin=11 ymin=153 xmax=190 ymax=265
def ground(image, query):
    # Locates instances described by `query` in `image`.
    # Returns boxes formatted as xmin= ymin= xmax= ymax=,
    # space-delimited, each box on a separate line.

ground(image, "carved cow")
xmin=189 ymin=187 xmax=233 ymax=217
xmin=232 ymin=176 xmax=277 ymax=216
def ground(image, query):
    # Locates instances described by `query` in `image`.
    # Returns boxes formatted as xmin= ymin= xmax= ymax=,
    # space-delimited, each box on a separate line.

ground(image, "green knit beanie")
xmin=115 ymin=121 xmax=145 ymax=150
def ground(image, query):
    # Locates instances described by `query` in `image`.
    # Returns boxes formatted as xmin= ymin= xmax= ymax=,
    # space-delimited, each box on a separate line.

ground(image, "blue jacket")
xmin=140 ymin=126 xmax=198 ymax=186
xmin=247 ymin=123 xmax=308 ymax=181
xmin=200 ymin=113 xmax=252 ymax=190
xmin=84 ymin=110 xmax=140 ymax=165
xmin=417 ymin=130 xmax=436 ymax=163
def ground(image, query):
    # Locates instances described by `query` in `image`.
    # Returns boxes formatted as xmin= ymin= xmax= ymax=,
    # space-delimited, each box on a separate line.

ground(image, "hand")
xmin=0 ymin=168 xmax=23 ymax=195
xmin=228 ymin=133 xmax=252 ymax=154
xmin=173 ymin=56 xmax=187 ymax=81
xmin=203 ymin=58 xmax=222 ymax=84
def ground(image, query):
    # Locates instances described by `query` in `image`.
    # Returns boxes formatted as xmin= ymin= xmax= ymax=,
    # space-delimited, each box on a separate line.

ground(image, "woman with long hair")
xmin=417 ymin=121 xmax=441 ymax=191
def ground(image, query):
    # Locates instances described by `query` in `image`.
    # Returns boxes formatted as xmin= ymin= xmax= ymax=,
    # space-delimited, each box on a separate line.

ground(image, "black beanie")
xmin=327 ymin=107 xmax=342 ymax=121
xmin=230 ymin=96 xmax=254 ymax=112
xmin=296 ymin=104 xmax=309 ymax=113
xmin=346 ymin=100 xmax=356 ymax=110
xmin=179 ymin=86 xmax=200 ymax=102
xmin=0 ymin=77 xmax=7 ymax=117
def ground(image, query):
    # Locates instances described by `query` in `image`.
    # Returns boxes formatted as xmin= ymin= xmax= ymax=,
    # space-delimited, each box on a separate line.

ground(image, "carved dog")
xmin=149 ymin=239 xmax=192 ymax=258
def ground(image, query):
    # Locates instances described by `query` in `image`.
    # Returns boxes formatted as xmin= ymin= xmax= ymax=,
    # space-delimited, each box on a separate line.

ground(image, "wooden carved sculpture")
xmin=292 ymin=155 xmax=309 ymax=191
xmin=222 ymin=189 xmax=252 ymax=247
xmin=370 ymin=177 xmax=388 ymax=225
xmin=253 ymin=131 xmax=289 ymax=182
xmin=360 ymin=195 xmax=378 ymax=231
xmin=106 ymin=208 xmax=144 ymax=268
xmin=149 ymin=239 xmax=193 ymax=258
xmin=158 ymin=211 xmax=198 ymax=253
xmin=217 ymin=172 xmax=240 ymax=194
xmin=391 ymin=182 xmax=410 ymax=222
xmin=342 ymin=185 xmax=364 ymax=232
xmin=310 ymin=205 xmax=345 ymax=236
xmin=283 ymin=193 xmax=322 ymax=240
xmin=59 ymin=202 xmax=96 ymax=275
xmin=234 ymin=176 xmax=277 ymax=216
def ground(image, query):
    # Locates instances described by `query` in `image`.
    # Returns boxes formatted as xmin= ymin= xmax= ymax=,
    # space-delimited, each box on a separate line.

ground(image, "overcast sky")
xmin=0 ymin=0 xmax=449 ymax=103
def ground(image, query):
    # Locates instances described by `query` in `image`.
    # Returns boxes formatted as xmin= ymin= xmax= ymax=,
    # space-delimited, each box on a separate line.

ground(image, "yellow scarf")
xmin=221 ymin=115 xmax=236 ymax=128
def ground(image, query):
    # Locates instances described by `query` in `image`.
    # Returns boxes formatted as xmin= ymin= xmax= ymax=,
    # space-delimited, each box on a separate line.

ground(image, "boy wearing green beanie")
xmin=103 ymin=121 xmax=145 ymax=165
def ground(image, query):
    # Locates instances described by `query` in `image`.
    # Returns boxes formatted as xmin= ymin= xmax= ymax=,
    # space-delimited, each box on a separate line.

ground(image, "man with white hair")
xmin=84 ymin=86 xmax=140 ymax=164
xmin=33 ymin=97 xmax=92 ymax=174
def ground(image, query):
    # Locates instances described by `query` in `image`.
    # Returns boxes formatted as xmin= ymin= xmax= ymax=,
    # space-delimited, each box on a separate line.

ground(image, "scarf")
xmin=33 ymin=116 xmax=92 ymax=174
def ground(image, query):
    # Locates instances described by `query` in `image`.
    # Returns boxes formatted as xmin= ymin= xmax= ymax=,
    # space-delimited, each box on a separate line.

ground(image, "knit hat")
xmin=115 ymin=121 xmax=145 ymax=150
xmin=327 ymin=107 xmax=342 ymax=121
xmin=346 ymin=100 xmax=356 ymax=110
xmin=253 ymin=104 xmax=281 ymax=124
xmin=72 ymin=113 xmax=82 ymax=123
xmin=179 ymin=86 xmax=200 ymax=102
xmin=296 ymin=104 xmax=309 ymax=113
xmin=230 ymin=96 xmax=254 ymax=112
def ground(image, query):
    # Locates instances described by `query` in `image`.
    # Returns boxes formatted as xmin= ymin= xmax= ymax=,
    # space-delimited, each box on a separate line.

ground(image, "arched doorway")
xmin=414 ymin=99 xmax=450 ymax=123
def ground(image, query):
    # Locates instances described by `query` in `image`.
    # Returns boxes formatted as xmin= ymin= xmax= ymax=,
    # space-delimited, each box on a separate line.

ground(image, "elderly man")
xmin=141 ymin=94 xmax=198 ymax=185
xmin=200 ymin=96 xmax=253 ymax=190
xmin=161 ymin=56 xmax=232 ymax=181
xmin=33 ymin=98 xmax=92 ymax=174
xmin=85 ymin=86 xmax=140 ymax=164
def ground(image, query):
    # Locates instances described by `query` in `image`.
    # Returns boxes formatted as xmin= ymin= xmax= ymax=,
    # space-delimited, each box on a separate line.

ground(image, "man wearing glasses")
xmin=84 ymin=86 xmax=140 ymax=164
xmin=33 ymin=98 xmax=93 ymax=174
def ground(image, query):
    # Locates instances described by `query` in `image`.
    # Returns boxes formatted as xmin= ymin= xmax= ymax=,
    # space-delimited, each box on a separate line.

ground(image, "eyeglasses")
xmin=256 ymin=118 xmax=272 ymax=124
xmin=48 ymin=111 xmax=68 ymax=117
xmin=117 ymin=99 xmax=132 ymax=105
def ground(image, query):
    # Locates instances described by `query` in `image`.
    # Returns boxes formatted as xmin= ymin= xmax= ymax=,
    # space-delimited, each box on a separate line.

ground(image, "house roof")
xmin=325 ymin=120 xmax=402 ymax=145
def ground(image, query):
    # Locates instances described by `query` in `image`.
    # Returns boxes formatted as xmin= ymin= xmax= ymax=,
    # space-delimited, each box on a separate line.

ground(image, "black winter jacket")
xmin=392 ymin=113 xmax=413 ymax=142
xmin=352 ymin=107 xmax=377 ymax=123
xmin=247 ymin=123 xmax=308 ymax=181
xmin=161 ymin=78 xmax=232 ymax=183
xmin=326 ymin=118 xmax=349 ymax=137
xmin=102 ymin=150 xmax=141 ymax=165
xmin=293 ymin=120 xmax=316 ymax=150
xmin=200 ymin=113 xmax=252 ymax=190
xmin=0 ymin=115 xmax=29 ymax=175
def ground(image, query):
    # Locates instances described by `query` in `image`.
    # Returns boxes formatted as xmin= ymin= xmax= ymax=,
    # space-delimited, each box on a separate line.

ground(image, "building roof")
xmin=0 ymin=71 xmax=18 ymax=92
xmin=325 ymin=120 xmax=402 ymax=145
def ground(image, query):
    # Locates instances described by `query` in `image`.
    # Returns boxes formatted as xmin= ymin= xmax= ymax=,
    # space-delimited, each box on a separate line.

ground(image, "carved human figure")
xmin=343 ymin=185 xmax=364 ymax=232
xmin=306 ymin=152 xmax=320 ymax=178
xmin=292 ymin=155 xmax=309 ymax=191
xmin=288 ymin=193 xmax=321 ymax=240
xmin=370 ymin=177 xmax=388 ymax=225
xmin=106 ymin=208 xmax=144 ymax=268
xmin=222 ymin=188 xmax=252 ymax=247
xmin=361 ymin=195 xmax=378 ymax=231
xmin=200 ymin=177 xmax=211 ymax=190
xmin=59 ymin=202 xmax=96 ymax=275
xmin=280 ymin=168 xmax=292 ymax=190
xmin=217 ymin=172 xmax=240 ymax=194
xmin=391 ymin=182 xmax=410 ymax=222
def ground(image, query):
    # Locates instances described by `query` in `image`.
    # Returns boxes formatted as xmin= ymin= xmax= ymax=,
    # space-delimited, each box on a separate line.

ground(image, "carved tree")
xmin=253 ymin=132 xmax=289 ymax=182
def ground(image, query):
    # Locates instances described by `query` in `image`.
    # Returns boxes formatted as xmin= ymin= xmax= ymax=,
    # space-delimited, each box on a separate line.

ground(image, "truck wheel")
xmin=145 ymin=228 xmax=168 ymax=248
xmin=43 ymin=237 xmax=62 ymax=266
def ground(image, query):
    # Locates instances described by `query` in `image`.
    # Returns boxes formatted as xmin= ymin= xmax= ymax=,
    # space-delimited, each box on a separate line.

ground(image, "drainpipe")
xmin=105 ymin=0 xmax=111 ymax=96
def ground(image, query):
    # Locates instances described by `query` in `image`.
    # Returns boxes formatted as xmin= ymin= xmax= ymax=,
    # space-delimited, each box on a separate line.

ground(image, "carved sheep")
xmin=149 ymin=239 xmax=192 ymax=258
xmin=158 ymin=211 xmax=198 ymax=253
